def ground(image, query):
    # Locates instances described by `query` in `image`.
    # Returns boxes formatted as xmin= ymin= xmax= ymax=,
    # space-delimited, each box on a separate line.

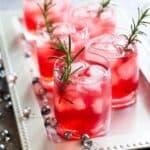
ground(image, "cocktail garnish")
xmin=122 ymin=8 xmax=150 ymax=50
xmin=41 ymin=1 xmax=85 ymax=83
xmin=97 ymin=0 xmax=111 ymax=16
xmin=38 ymin=0 xmax=55 ymax=38
xmin=49 ymin=36 xmax=85 ymax=83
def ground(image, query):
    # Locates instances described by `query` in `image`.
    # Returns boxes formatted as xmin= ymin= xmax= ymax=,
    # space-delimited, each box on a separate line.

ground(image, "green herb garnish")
xmin=97 ymin=0 xmax=111 ymax=16
xmin=38 ymin=0 xmax=55 ymax=38
xmin=123 ymin=8 xmax=150 ymax=49
xmin=41 ymin=0 xmax=85 ymax=83
xmin=50 ymin=36 xmax=85 ymax=83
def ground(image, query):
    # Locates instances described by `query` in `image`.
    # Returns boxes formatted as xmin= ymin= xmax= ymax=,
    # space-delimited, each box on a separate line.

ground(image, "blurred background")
xmin=0 ymin=0 xmax=22 ymax=10
xmin=0 ymin=0 xmax=150 ymax=16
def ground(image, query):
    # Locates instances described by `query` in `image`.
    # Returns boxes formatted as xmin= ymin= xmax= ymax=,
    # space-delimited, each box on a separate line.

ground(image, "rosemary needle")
xmin=97 ymin=0 xmax=111 ymax=16
xmin=123 ymin=8 xmax=150 ymax=49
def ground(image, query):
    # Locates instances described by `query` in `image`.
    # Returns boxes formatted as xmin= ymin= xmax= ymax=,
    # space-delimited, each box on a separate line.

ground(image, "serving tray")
xmin=0 ymin=2 xmax=150 ymax=150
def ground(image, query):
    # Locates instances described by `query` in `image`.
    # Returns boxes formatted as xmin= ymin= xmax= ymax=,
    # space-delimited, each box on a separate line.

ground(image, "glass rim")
xmin=87 ymin=34 xmax=137 ymax=60
xmin=53 ymin=22 xmax=76 ymax=35
xmin=71 ymin=4 xmax=114 ymax=18
xmin=53 ymin=54 xmax=111 ymax=85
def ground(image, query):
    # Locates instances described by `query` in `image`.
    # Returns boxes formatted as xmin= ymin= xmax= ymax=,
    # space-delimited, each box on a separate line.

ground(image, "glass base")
xmin=55 ymin=117 xmax=111 ymax=140
xmin=56 ymin=127 xmax=109 ymax=140
xmin=112 ymin=91 xmax=137 ymax=109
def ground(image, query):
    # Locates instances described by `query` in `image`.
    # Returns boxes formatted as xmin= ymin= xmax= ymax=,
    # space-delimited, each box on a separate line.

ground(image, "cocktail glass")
xmin=69 ymin=3 xmax=116 ymax=38
xmin=35 ymin=34 xmax=62 ymax=91
xmin=35 ymin=23 xmax=76 ymax=90
xmin=23 ymin=0 xmax=71 ymax=38
xmin=87 ymin=35 xmax=139 ymax=109
xmin=53 ymin=22 xmax=89 ymax=56
xmin=53 ymin=53 xmax=111 ymax=140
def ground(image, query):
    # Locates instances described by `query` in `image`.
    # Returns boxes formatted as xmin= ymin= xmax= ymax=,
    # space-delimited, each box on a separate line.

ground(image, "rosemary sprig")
xmin=38 ymin=0 xmax=55 ymax=38
xmin=50 ymin=36 xmax=85 ymax=83
xmin=41 ymin=0 xmax=85 ymax=83
xmin=123 ymin=8 xmax=150 ymax=49
xmin=97 ymin=0 xmax=111 ymax=16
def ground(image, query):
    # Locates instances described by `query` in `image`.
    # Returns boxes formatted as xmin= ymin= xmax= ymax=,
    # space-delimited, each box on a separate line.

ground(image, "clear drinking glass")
xmin=87 ymin=35 xmax=139 ymax=109
xmin=53 ymin=22 xmax=89 ymax=55
xmin=23 ymin=0 xmax=71 ymax=38
xmin=53 ymin=53 xmax=111 ymax=140
xmin=35 ymin=33 xmax=63 ymax=91
xmin=35 ymin=23 xmax=78 ymax=91
xmin=23 ymin=0 xmax=43 ymax=35
xmin=69 ymin=2 xmax=116 ymax=38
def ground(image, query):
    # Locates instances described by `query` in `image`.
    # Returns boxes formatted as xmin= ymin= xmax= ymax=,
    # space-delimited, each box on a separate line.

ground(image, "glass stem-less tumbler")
xmin=69 ymin=3 xmax=116 ymax=38
xmin=35 ymin=23 xmax=77 ymax=91
xmin=87 ymin=35 xmax=139 ymax=109
xmin=53 ymin=53 xmax=111 ymax=140
xmin=23 ymin=0 xmax=72 ymax=35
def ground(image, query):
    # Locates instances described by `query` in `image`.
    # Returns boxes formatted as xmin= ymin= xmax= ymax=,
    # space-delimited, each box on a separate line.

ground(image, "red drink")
xmin=88 ymin=7 xmax=116 ymax=38
xmin=53 ymin=23 xmax=88 ymax=54
xmin=23 ymin=0 xmax=71 ymax=33
xmin=70 ymin=4 xmax=116 ymax=38
xmin=111 ymin=50 xmax=139 ymax=108
xmin=53 ymin=54 xmax=111 ymax=139
xmin=36 ymin=35 xmax=63 ymax=90
xmin=35 ymin=23 xmax=78 ymax=90
xmin=71 ymin=27 xmax=89 ymax=53
xmin=88 ymin=35 xmax=139 ymax=109
xmin=23 ymin=0 xmax=43 ymax=33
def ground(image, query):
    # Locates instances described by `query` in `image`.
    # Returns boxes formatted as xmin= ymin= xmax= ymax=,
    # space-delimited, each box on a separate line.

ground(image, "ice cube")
xmin=88 ymin=65 xmax=105 ymax=79
xmin=73 ymin=98 xmax=86 ymax=110
xmin=74 ymin=64 xmax=105 ymax=91
xmin=92 ymin=98 xmax=103 ymax=114
xmin=89 ymin=81 xmax=101 ymax=91
xmin=54 ymin=23 xmax=76 ymax=35
xmin=117 ymin=58 xmax=136 ymax=80
xmin=77 ymin=80 xmax=101 ymax=101
xmin=71 ymin=61 xmax=88 ymax=75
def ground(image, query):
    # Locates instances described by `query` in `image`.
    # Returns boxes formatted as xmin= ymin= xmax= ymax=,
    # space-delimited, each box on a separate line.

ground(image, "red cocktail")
xmin=111 ymin=50 xmax=139 ymax=108
xmin=36 ymin=23 xmax=77 ymax=90
xmin=23 ymin=0 xmax=71 ymax=33
xmin=87 ymin=35 xmax=139 ymax=109
xmin=53 ymin=54 xmax=111 ymax=139
xmin=69 ymin=4 xmax=116 ymax=38
xmin=88 ymin=6 xmax=116 ymax=38
xmin=53 ymin=23 xmax=89 ymax=56
xmin=36 ymin=34 xmax=63 ymax=90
